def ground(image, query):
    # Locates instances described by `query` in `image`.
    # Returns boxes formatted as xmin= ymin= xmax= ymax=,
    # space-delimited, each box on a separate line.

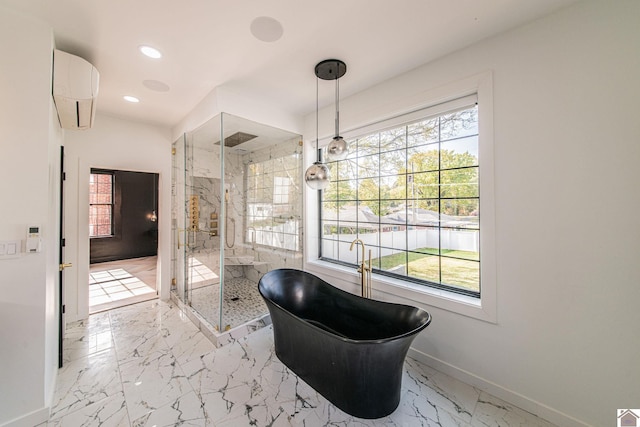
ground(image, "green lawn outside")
xmin=373 ymin=248 xmax=479 ymax=292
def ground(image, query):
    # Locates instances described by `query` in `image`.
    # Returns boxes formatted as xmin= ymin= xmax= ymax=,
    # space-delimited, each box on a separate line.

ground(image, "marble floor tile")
xmin=404 ymin=357 xmax=481 ymax=423
xmin=50 ymin=348 xmax=123 ymax=421
xmin=48 ymin=392 xmax=129 ymax=427
xmin=214 ymin=395 xmax=295 ymax=427
xmin=49 ymin=298 xmax=559 ymax=427
xmin=65 ymin=311 xmax=112 ymax=334
xmin=63 ymin=327 xmax=114 ymax=364
xmin=109 ymin=300 xmax=166 ymax=330
xmin=120 ymin=349 xmax=192 ymax=421
xmin=62 ymin=312 xmax=115 ymax=364
xmin=470 ymin=392 xmax=557 ymax=427
xmin=167 ymin=326 xmax=216 ymax=370
xmin=113 ymin=327 xmax=169 ymax=364
xmin=158 ymin=309 xmax=201 ymax=348
xmin=198 ymin=384 xmax=259 ymax=425
xmin=130 ymin=390 xmax=207 ymax=427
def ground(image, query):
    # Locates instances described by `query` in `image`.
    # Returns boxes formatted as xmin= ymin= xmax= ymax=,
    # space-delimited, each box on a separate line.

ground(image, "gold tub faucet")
xmin=350 ymin=238 xmax=372 ymax=298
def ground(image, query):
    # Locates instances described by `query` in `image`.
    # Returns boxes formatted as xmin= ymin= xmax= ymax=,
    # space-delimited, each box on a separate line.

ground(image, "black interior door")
xmin=58 ymin=146 xmax=70 ymax=368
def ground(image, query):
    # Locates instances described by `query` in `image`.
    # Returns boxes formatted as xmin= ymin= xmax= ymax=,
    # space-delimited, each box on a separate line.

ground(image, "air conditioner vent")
xmin=52 ymin=49 xmax=99 ymax=130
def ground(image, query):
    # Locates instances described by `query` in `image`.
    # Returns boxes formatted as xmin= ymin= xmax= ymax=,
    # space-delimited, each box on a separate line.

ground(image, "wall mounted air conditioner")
xmin=52 ymin=49 xmax=99 ymax=130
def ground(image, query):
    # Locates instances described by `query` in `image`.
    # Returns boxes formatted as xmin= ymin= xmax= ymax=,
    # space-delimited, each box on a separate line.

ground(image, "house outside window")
xmin=89 ymin=171 xmax=114 ymax=237
xmin=320 ymin=97 xmax=480 ymax=297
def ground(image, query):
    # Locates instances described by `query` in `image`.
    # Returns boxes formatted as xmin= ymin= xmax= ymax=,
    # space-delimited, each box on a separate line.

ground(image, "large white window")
xmin=320 ymin=96 xmax=481 ymax=297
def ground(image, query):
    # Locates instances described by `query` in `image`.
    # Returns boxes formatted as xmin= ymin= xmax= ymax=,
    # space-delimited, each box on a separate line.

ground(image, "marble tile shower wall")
xmin=222 ymin=148 xmax=245 ymax=255
xmin=191 ymin=176 xmax=221 ymax=251
xmin=186 ymin=139 xmax=222 ymax=252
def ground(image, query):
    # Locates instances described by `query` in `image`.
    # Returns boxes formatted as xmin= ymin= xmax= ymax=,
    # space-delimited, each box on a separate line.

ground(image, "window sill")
xmin=305 ymin=259 xmax=496 ymax=323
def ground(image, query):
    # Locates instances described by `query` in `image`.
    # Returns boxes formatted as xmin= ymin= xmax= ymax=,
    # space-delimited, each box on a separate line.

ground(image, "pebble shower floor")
xmin=188 ymin=277 xmax=268 ymax=330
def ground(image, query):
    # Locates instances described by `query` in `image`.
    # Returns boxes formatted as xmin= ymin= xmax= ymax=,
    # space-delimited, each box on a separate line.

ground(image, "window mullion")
xmin=438 ymin=117 xmax=442 ymax=285
xmin=404 ymin=125 xmax=409 ymax=278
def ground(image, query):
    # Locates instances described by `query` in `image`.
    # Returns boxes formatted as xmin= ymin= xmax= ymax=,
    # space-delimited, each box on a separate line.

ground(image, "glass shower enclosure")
xmin=171 ymin=113 xmax=303 ymax=338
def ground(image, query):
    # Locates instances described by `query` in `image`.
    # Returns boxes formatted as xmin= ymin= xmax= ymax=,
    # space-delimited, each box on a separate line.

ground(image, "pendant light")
xmin=305 ymin=59 xmax=348 ymax=190
xmin=305 ymin=64 xmax=331 ymax=190
xmin=321 ymin=59 xmax=348 ymax=161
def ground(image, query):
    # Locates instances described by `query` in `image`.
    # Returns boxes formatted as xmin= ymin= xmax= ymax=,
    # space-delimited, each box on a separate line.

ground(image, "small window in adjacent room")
xmin=89 ymin=171 xmax=114 ymax=237
xmin=320 ymin=95 xmax=481 ymax=297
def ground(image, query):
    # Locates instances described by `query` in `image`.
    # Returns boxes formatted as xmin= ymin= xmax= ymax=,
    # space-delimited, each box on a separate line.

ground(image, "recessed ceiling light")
xmin=123 ymin=95 xmax=140 ymax=103
xmin=139 ymin=45 xmax=162 ymax=59
xmin=250 ymin=16 xmax=283 ymax=42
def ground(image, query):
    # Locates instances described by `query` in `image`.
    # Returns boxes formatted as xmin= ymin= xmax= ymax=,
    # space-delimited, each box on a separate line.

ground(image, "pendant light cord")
xmin=316 ymin=74 xmax=320 ymax=161
xmin=335 ymin=62 xmax=340 ymax=138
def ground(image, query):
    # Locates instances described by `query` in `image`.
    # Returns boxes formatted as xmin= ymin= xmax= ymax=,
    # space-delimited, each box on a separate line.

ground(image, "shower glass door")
xmin=184 ymin=115 xmax=225 ymax=330
xmin=171 ymin=135 xmax=186 ymax=303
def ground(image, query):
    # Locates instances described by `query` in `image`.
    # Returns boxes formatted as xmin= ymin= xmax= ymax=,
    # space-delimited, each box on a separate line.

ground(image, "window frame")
xmin=319 ymin=98 xmax=480 ymax=297
xmin=304 ymin=72 xmax=496 ymax=323
xmin=89 ymin=170 xmax=115 ymax=238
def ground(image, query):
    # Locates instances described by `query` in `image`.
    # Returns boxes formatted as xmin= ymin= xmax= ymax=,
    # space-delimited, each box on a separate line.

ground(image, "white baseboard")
xmin=0 ymin=406 xmax=49 ymax=427
xmin=407 ymin=348 xmax=591 ymax=427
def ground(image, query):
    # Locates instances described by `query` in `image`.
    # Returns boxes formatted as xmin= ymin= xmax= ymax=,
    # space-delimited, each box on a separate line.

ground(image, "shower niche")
xmin=171 ymin=113 xmax=303 ymax=345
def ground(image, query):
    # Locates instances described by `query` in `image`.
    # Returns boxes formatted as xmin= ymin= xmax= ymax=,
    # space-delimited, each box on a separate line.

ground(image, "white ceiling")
xmin=3 ymin=0 xmax=579 ymax=129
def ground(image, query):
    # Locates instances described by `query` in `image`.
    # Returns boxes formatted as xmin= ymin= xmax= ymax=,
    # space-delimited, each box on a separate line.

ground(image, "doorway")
xmin=88 ymin=169 xmax=159 ymax=313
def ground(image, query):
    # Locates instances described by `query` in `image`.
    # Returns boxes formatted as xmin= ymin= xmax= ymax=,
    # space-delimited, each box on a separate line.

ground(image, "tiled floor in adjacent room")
xmin=48 ymin=299 xmax=558 ymax=426
xmin=89 ymin=256 xmax=158 ymax=313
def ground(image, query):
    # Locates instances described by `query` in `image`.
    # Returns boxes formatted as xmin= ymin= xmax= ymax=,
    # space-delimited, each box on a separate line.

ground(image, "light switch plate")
xmin=0 ymin=240 xmax=21 ymax=259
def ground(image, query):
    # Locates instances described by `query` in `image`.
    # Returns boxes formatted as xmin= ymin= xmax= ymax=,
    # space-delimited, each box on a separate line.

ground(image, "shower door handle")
xmin=177 ymin=229 xmax=196 ymax=249
xmin=188 ymin=229 xmax=196 ymax=248
xmin=177 ymin=229 xmax=184 ymax=249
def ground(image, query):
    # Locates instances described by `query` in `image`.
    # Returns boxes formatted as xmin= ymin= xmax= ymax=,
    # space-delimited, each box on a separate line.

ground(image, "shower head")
xmin=215 ymin=132 xmax=258 ymax=148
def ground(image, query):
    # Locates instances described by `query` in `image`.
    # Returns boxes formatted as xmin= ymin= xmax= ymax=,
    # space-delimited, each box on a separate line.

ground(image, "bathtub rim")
xmin=258 ymin=268 xmax=432 ymax=345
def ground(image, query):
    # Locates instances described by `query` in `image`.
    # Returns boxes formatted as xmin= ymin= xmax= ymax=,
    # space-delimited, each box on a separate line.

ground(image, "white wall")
xmin=172 ymin=86 xmax=304 ymax=143
xmin=63 ymin=114 xmax=172 ymax=322
xmin=0 ymin=6 xmax=62 ymax=426
xmin=304 ymin=1 xmax=640 ymax=426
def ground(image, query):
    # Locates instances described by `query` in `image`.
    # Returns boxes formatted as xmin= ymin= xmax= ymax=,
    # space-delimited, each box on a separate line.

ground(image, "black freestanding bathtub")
xmin=258 ymin=268 xmax=432 ymax=419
